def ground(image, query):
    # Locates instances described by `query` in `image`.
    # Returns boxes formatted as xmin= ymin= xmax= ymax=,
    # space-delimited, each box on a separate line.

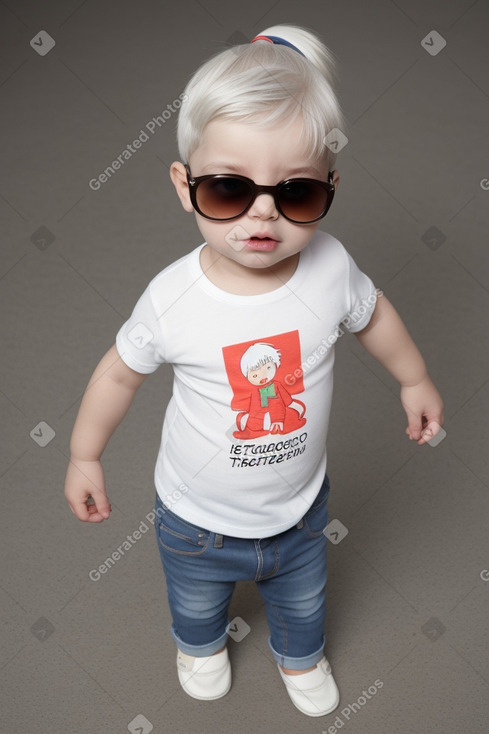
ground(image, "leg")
xmin=256 ymin=475 xmax=339 ymax=716
xmin=257 ymin=529 xmax=327 ymax=671
xmin=256 ymin=475 xmax=330 ymax=671
xmin=154 ymin=498 xmax=235 ymax=700
xmin=154 ymin=499 xmax=235 ymax=655
xmin=167 ymin=570 xmax=236 ymax=655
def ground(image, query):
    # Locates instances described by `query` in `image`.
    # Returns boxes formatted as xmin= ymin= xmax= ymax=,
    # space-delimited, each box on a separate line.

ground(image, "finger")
xmin=69 ymin=499 xmax=91 ymax=522
xmin=69 ymin=496 xmax=111 ymax=523
xmin=85 ymin=501 xmax=111 ymax=523
xmin=403 ymin=403 xmax=423 ymax=440
xmin=86 ymin=510 xmax=109 ymax=523
xmin=406 ymin=420 xmax=422 ymax=441
xmin=88 ymin=503 xmax=112 ymax=521
xmin=88 ymin=490 xmax=112 ymax=520
xmin=417 ymin=420 xmax=442 ymax=445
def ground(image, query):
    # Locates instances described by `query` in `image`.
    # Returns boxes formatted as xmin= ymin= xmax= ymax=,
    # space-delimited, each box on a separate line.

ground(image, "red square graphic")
xmin=222 ymin=330 xmax=306 ymax=440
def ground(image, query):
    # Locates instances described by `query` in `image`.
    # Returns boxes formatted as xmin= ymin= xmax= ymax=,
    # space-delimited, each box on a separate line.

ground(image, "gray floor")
xmin=1 ymin=0 xmax=488 ymax=732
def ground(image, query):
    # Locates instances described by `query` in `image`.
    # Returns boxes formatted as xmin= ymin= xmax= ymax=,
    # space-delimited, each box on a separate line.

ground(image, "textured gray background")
xmin=1 ymin=1 xmax=488 ymax=732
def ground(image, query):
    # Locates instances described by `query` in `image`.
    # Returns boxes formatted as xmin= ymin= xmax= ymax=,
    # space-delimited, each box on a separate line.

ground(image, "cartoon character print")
xmin=222 ymin=332 xmax=307 ymax=440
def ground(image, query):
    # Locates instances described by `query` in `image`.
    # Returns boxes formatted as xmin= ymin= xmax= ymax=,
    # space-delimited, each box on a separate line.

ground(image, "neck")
xmin=200 ymin=247 xmax=300 ymax=296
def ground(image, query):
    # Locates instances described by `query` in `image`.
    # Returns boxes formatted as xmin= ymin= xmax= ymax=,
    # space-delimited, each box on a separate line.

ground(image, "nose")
xmin=247 ymin=192 xmax=279 ymax=220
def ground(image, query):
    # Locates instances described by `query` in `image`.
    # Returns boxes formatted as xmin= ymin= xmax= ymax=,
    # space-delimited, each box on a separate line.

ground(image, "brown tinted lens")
xmin=196 ymin=177 xmax=254 ymax=219
xmin=278 ymin=180 xmax=329 ymax=222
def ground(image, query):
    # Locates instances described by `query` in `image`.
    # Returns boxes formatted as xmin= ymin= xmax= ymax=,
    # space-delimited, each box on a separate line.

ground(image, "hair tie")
xmin=251 ymin=34 xmax=305 ymax=57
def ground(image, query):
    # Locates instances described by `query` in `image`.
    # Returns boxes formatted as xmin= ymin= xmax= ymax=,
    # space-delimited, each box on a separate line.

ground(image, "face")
xmin=170 ymin=117 xmax=340 ymax=276
xmin=247 ymin=361 xmax=277 ymax=386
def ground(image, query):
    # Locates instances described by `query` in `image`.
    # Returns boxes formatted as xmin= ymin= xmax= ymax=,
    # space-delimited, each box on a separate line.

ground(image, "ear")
xmin=170 ymin=161 xmax=194 ymax=213
xmin=331 ymin=169 xmax=340 ymax=191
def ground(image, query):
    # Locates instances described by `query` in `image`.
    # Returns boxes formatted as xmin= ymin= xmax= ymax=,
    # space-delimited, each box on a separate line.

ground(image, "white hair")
xmin=240 ymin=343 xmax=282 ymax=377
xmin=176 ymin=24 xmax=345 ymax=169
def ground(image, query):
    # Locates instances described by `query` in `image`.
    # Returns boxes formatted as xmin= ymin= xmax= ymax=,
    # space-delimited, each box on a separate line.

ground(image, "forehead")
xmin=190 ymin=117 xmax=327 ymax=177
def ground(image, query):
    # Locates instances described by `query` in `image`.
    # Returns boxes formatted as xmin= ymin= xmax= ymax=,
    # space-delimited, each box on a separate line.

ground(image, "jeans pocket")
xmin=302 ymin=475 xmax=330 ymax=538
xmin=156 ymin=500 xmax=212 ymax=556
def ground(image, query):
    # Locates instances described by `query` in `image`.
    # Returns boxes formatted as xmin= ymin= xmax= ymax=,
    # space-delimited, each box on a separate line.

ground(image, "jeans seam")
xmin=271 ymin=604 xmax=288 ymax=657
xmin=254 ymin=540 xmax=263 ymax=581
xmin=259 ymin=540 xmax=280 ymax=580
xmin=157 ymin=530 xmax=212 ymax=556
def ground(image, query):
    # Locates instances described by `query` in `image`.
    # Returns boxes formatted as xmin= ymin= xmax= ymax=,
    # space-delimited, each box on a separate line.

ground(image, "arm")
xmin=354 ymin=295 xmax=444 ymax=445
xmin=64 ymin=344 xmax=149 ymax=522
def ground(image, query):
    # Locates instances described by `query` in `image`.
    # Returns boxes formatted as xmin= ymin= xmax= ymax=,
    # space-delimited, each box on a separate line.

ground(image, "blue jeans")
xmin=154 ymin=474 xmax=330 ymax=670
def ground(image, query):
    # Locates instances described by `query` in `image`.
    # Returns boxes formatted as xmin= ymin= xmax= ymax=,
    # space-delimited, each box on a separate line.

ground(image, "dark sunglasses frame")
xmin=185 ymin=165 xmax=336 ymax=224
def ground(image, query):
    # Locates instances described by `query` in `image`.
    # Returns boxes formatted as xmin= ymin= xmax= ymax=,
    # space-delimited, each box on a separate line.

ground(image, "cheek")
xmin=298 ymin=224 xmax=319 ymax=242
xmin=196 ymin=217 xmax=232 ymax=245
xmin=195 ymin=216 xmax=213 ymax=238
xmin=285 ymin=222 xmax=320 ymax=249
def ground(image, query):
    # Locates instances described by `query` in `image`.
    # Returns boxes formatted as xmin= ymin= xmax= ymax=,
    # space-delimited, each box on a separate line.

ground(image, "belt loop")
xmin=213 ymin=533 xmax=224 ymax=548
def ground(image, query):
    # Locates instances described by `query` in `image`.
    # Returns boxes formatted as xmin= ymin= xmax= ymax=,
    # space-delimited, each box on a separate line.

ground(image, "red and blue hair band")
xmin=251 ymin=34 xmax=305 ymax=57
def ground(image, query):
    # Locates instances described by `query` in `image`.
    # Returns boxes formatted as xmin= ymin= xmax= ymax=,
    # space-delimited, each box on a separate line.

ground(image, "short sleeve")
xmin=115 ymin=284 xmax=166 ymax=374
xmin=341 ymin=250 xmax=378 ymax=333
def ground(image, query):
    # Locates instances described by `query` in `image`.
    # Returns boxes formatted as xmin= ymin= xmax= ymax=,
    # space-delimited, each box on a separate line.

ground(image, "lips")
xmin=250 ymin=231 xmax=276 ymax=239
xmin=244 ymin=234 xmax=279 ymax=251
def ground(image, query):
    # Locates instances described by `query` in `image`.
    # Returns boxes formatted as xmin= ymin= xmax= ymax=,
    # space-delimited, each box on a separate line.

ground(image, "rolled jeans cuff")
xmin=268 ymin=634 xmax=326 ymax=670
xmin=171 ymin=623 xmax=230 ymax=658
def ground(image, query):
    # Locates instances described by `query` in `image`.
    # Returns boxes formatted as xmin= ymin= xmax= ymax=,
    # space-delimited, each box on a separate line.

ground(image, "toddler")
xmin=64 ymin=24 xmax=444 ymax=718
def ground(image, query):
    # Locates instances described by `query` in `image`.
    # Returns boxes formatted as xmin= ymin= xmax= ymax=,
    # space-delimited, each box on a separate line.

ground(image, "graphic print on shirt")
xmin=222 ymin=330 xmax=307 ymax=440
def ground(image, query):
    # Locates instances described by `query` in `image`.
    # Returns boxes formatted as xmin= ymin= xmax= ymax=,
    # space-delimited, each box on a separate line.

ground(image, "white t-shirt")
xmin=116 ymin=231 xmax=378 ymax=538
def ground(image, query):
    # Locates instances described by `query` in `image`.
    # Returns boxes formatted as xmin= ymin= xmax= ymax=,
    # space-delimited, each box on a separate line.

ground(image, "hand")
xmin=400 ymin=374 xmax=444 ymax=445
xmin=64 ymin=457 xmax=112 ymax=522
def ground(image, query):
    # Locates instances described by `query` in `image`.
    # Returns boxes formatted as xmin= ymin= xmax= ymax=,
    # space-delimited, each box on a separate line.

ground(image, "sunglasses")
xmin=185 ymin=166 xmax=336 ymax=224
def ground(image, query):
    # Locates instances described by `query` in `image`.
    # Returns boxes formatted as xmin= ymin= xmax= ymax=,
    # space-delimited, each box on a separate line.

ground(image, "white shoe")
xmin=176 ymin=648 xmax=231 ymax=700
xmin=277 ymin=657 xmax=340 ymax=717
